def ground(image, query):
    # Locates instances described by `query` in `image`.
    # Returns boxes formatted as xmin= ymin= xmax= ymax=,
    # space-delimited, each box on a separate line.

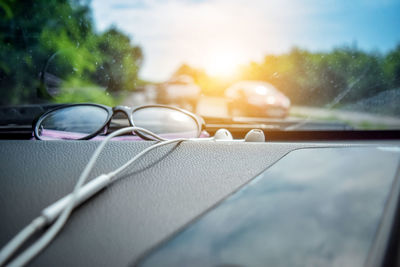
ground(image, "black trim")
xmin=263 ymin=130 xmax=400 ymax=141
xmin=205 ymin=127 xmax=400 ymax=141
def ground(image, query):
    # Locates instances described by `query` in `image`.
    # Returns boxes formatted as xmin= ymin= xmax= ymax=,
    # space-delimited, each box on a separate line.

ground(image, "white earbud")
xmin=192 ymin=128 xmax=264 ymax=142
xmin=244 ymin=129 xmax=265 ymax=142
xmin=213 ymin=129 xmax=233 ymax=140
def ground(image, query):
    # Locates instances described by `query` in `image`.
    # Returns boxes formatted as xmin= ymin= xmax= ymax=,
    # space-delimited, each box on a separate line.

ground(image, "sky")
xmin=91 ymin=0 xmax=400 ymax=81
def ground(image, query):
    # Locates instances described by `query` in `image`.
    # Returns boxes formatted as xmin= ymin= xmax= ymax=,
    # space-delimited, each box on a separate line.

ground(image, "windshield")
xmin=1 ymin=0 xmax=400 ymax=130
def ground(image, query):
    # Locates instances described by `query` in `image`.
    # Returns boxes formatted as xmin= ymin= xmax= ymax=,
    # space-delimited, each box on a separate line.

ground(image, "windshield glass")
xmin=1 ymin=0 xmax=399 ymax=130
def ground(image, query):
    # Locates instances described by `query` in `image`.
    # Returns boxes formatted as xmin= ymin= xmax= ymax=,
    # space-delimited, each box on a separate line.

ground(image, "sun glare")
xmin=204 ymin=50 xmax=241 ymax=77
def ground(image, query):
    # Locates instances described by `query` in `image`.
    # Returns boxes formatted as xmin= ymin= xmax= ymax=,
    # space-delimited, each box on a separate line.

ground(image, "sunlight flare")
xmin=204 ymin=49 xmax=242 ymax=77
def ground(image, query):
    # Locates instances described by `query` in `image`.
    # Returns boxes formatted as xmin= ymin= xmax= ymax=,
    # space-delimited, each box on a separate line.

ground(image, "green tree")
xmin=0 ymin=0 xmax=142 ymax=105
xmin=92 ymin=28 xmax=143 ymax=92
xmin=383 ymin=45 xmax=400 ymax=89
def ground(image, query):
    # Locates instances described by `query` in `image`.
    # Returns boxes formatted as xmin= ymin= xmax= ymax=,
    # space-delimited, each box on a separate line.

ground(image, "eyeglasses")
xmin=34 ymin=103 xmax=205 ymax=140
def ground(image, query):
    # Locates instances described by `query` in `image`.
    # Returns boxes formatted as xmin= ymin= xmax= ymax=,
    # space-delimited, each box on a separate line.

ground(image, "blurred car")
xmin=156 ymin=75 xmax=201 ymax=112
xmin=225 ymin=81 xmax=290 ymax=118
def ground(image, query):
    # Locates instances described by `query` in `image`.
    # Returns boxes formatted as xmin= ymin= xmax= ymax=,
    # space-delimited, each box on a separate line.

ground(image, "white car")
xmin=157 ymin=75 xmax=201 ymax=112
xmin=225 ymin=81 xmax=291 ymax=118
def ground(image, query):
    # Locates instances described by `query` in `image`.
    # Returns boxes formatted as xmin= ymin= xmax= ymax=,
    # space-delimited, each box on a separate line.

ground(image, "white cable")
xmin=1 ymin=127 xmax=185 ymax=267
xmin=108 ymin=138 xmax=185 ymax=180
xmin=0 ymin=217 xmax=46 ymax=266
xmin=0 ymin=127 xmax=150 ymax=266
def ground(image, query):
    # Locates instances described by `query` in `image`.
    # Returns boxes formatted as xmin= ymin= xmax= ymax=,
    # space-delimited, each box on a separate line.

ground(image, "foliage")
xmin=54 ymin=78 xmax=117 ymax=106
xmin=54 ymin=86 xmax=116 ymax=106
xmin=384 ymin=44 xmax=400 ymax=89
xmin=0 ymin=0 xmax=142 ymax=105
xmin=91 ymin=28 xmax=143 ymax=92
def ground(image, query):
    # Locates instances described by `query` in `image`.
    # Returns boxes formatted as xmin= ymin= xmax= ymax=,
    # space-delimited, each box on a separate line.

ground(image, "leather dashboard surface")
xmin=0 ymin=140 xmax=386 ymax=266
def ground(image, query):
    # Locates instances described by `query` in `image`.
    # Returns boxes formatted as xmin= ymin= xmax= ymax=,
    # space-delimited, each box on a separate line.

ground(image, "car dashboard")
xmin=1 ymin=138 xmax=400 ymax=267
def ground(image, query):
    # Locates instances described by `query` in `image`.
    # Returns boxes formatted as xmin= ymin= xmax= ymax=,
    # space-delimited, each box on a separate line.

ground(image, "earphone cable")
xmin=1 ymin=127 xmax=185 ymax=267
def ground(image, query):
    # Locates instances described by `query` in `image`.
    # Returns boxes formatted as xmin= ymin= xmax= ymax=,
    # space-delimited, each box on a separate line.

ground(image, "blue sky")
xmin=91 ymin=0 xmax=400 ymax=81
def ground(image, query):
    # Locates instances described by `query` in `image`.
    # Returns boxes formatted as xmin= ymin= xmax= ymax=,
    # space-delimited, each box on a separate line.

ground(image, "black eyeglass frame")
xmin=33 ymin=103 xmax=205 ymax=141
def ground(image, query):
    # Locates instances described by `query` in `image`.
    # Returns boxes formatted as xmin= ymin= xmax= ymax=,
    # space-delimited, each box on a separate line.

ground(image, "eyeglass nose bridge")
xmin=112 ymin=106 xmax=135 ymax=126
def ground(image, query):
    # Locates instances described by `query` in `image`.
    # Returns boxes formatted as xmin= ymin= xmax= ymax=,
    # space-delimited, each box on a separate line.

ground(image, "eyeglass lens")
xmin=37 ymin=105 xmax=109 ymax=140
xmin=131 ymin=107 xmax=199 ymax=139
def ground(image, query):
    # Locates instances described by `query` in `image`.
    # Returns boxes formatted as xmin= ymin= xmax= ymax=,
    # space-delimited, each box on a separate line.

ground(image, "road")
xmin=290 ymin=106 xmax=400 ymax=129
xmin=122 ymin=92 xmax=400 ymax=129
xmin=122 ymin=93 xmax=229 ymax=117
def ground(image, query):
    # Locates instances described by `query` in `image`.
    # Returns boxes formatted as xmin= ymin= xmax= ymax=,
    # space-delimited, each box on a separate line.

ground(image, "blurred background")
xmin=1 ymin=0 xmax=400 ymax=129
